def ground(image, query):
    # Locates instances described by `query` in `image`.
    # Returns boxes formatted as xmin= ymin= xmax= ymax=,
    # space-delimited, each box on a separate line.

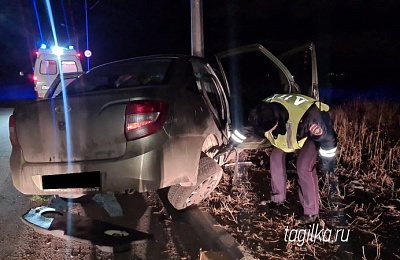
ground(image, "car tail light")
xmin=9 ymin=115 xmax=21 ymax=149
xmin=125 ymin=100 xmax=168 ymax=141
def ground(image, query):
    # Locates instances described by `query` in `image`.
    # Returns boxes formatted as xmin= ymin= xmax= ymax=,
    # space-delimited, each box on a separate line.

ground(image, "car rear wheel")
xmin=167 ymin=154 xmax=223 ymax=210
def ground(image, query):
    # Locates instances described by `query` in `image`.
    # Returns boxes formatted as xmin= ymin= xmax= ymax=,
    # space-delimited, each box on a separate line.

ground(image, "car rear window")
xmin=40 ymin=60 xmax=57 ymax=75
xmin=63 ymin=58 xmax=174 ymax=96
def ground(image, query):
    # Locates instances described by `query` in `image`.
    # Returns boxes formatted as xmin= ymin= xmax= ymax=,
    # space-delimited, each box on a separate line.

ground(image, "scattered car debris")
xmin=22 ymin=206 xmax=57 ymax=229
xmin=21 ymin=206 xmax=152 ymax=253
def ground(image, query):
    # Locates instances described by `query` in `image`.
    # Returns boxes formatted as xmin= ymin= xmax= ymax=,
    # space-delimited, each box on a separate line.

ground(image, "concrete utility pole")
xmin=191 ymin=0 xmax=204 ymax=57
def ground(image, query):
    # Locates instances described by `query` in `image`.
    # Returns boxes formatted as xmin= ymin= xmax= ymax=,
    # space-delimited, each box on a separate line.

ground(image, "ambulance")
xmin=33 ymin=44 xmax=83 ymax=98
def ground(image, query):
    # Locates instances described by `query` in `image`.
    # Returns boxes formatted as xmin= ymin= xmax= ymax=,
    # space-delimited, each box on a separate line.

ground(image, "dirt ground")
xmin=1 ymin=191 xmax=236 ymax=260
xmin=1 ymin=192 xmax=179 ymax=260
xmin=200 ymin=149 xmax=400 ymax=260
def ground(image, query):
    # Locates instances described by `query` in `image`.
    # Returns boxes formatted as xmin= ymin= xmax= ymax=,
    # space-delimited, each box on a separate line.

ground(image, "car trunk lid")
xmin=14 ymin=94 xmax=128 ymax=163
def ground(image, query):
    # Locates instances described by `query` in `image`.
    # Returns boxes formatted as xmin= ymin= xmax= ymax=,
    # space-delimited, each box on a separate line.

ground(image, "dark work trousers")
xmin=270 ymin=139 xmax=319 ymax=215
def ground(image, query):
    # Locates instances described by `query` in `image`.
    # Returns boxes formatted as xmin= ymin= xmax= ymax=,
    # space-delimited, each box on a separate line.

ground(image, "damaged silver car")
xmin=9 ymin=43 xmax=319 ymax=209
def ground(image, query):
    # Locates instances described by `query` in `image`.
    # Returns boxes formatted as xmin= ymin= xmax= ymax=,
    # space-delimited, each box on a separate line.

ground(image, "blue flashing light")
xmin=40 ymin=44 xmax=47 ymax=49
xmin=68 ymin=45 xmax=74 ymax=50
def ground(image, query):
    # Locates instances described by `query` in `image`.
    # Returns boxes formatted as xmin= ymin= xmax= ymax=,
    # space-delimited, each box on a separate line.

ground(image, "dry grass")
xmin=200 ymin=99 xmax=400 ymax=259
xmin=332 ymin=100 xmax=400 ymax=180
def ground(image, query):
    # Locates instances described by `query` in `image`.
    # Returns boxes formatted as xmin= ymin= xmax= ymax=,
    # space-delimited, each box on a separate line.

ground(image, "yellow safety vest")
xmin=264 ymin=94 xmax=329 ymax=153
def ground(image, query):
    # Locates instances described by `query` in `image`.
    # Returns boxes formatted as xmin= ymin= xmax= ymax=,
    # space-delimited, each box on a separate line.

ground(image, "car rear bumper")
xmin=10 ymin=148 xmax=167 ymax=195
xmin=10 ymin=124 xmax=209 ymax=196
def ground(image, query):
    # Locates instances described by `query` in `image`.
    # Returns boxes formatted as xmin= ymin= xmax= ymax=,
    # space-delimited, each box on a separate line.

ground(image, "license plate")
xmin=42 ymin=171 xmax=101 ymax=190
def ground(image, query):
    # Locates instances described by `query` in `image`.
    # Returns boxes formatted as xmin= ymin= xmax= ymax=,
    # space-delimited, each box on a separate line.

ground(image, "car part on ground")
xmin=21 ymin=206 xmax=152 ymax=253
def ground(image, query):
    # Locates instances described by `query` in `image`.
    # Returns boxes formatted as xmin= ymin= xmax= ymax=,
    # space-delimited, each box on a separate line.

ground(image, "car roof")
xmin=88 ymin=54 xmax=202 ymax=71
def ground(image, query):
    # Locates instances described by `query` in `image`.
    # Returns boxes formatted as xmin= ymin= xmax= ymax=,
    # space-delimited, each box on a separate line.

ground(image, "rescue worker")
xmin=215 ymin=93 xmax=338 ymax=224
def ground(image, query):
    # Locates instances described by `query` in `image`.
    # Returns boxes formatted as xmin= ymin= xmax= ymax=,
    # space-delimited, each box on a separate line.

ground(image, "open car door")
xmin=278 ymin=42 xmax=319 ymax=99
xmin=215 ymin=44 xmax=301 ymax=149
xmin=215 ymin=44 xmax=301 ymax=127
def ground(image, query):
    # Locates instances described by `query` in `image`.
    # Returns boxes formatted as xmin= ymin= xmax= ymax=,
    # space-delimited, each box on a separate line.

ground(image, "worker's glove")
xmin=319 ymin=157 xmax=340 ymax=205
xmin=320 ymin=156 xmax=337 ymax=175
xmin=326 ymin=170 xmax=340 ymax=198
xmin=213 ymin=141 xmax=236 ymax=162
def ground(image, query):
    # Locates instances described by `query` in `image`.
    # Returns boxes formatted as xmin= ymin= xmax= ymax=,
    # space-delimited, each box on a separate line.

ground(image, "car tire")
xmin=167 ymin=154 xmax=223 ymax=210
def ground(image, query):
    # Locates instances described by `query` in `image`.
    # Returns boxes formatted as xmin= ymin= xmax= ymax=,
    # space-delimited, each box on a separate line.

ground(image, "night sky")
xmin=1 ymin=0 xmax=400 ymax=90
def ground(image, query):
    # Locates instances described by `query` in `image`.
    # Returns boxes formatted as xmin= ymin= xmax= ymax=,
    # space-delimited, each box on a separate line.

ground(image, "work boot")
xmin=297 ymin=214 xmax=319 ymax=225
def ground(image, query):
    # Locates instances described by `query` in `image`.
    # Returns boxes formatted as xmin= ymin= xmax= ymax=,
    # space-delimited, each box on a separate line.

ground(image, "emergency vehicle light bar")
xmin=38 ymin=44 xmax=75 ymax=51
xmin=36 ymin=45 xmax=77 ymax=57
